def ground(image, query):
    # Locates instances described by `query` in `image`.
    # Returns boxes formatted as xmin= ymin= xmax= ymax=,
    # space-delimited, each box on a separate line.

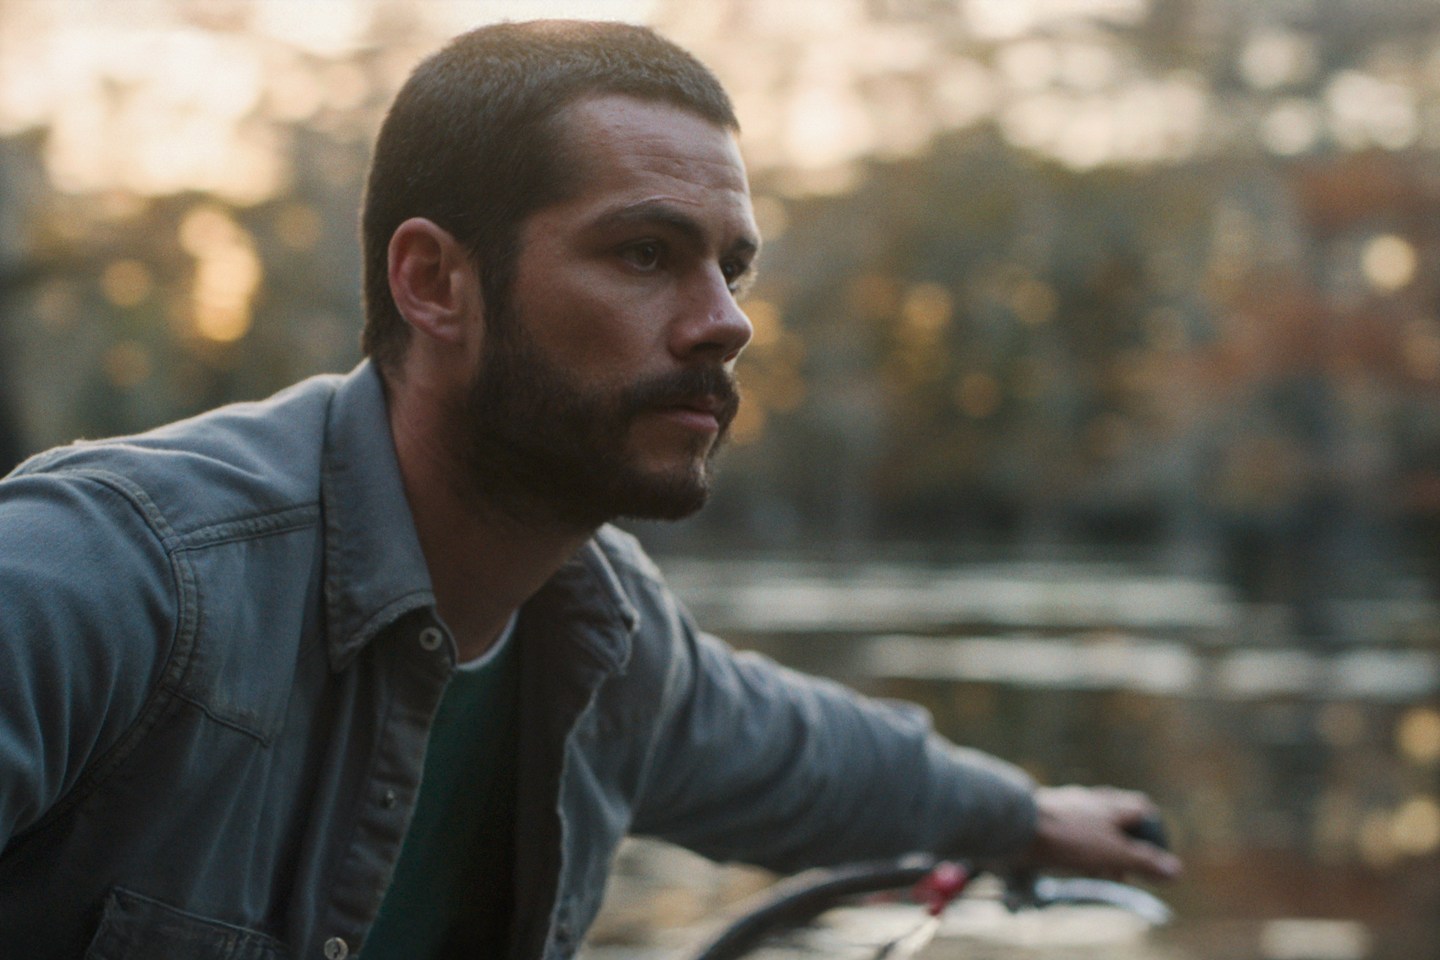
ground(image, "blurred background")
xmin=3 ymin=0 xmax=1440 ymax=957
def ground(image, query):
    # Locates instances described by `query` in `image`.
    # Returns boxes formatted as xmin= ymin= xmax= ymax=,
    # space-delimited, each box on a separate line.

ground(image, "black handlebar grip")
xmin=1125 ymin=814 xmax=1170 ymax=850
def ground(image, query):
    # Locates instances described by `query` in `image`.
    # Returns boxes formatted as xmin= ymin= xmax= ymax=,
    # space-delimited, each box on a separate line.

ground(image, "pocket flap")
xmin=86 ymin=888 xmax=290 ymax=960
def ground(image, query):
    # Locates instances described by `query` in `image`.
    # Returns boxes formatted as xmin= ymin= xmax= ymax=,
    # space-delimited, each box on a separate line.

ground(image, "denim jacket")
xmin=0 ymin=362 xmax=1037 ymax=959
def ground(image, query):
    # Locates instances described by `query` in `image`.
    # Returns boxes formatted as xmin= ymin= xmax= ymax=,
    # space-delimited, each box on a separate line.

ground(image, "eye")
xmin=722 ymin=258 xmax=752 ymax=293
xmin=621 ymin=240 xmax=664 ymax=271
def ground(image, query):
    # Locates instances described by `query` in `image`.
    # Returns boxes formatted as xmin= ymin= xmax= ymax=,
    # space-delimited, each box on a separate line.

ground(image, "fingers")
xmin=1102 ymin=789 xmax=1182 ymax=880
xmin=1028 ymin=785 xmax=1183 ymax=882
xmin=1095 ymin=785 xmax=1159 ymax=826
xmin=1122 ymin=827 xmax=1183 ymax=881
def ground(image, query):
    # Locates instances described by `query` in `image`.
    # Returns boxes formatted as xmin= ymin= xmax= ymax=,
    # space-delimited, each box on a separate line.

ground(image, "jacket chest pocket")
xmin=85 ymin=889 xmax=290 ymax=960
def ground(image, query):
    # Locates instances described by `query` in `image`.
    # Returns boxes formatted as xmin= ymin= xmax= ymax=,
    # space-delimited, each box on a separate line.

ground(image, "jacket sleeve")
xmin=0 ymin=469 xmax=176 ymax=848
xmin=624 ymin=559 xmax=1037 ymax=874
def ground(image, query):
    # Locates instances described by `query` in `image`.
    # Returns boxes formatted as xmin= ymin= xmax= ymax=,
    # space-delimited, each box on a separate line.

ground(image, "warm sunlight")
xmin=0 ymin=0 xmax=658 ymax=201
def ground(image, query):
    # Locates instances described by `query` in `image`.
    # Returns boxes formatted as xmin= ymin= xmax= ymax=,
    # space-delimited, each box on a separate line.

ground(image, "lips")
xmin=674 ymin=393 xmax=724 ymax=417
xmin=651 ymin=395 xmax=728 ymax=435
xmin=683 ymin=390 xmax=739 ymax=433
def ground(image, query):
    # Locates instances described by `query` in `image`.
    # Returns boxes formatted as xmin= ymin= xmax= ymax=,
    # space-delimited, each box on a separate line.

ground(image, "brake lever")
xmin=1027 ymin=875 xmax=1173 ymax=925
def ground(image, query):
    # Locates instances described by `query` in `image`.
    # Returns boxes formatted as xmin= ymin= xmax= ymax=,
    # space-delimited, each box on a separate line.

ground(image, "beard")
xmin=458 ymin=306 xmax=740 ymax=530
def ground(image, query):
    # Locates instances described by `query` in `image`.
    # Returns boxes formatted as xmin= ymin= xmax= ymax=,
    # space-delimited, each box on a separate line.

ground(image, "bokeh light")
xmin=1397 ymin=706 xmax=1440 ymax=765
xmin=179 ymin=206 xmax=262 ymax=344
xmin=1362 ymin=234 xmax=1418 ymax=292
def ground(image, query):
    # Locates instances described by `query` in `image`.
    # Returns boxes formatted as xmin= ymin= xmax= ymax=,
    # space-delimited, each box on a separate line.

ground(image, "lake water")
xmin=582 ymin=557 xmax=1440 ymax=960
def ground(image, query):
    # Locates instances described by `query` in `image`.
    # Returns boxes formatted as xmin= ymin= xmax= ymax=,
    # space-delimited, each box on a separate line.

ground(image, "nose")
xmin=671 ymin=269 xmax=753 ymax=364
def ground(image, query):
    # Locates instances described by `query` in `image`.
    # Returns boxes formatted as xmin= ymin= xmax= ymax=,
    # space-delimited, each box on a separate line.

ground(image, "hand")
xmin=1023 ymin=785 xmax=1183 ymax=883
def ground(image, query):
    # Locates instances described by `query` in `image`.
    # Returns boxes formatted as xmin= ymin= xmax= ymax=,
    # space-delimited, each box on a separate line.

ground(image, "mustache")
xmin=624 ymin=366 xmax=741 ymax=429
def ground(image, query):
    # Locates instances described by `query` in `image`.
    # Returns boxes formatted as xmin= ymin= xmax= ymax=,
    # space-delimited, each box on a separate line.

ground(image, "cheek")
xmin=527 ymin=294 xmax=664 ymax=380
xmin=510 ymin=240 xmax=673 ymax=376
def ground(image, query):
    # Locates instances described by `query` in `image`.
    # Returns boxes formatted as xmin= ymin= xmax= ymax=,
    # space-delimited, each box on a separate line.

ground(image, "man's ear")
xmin=387 ymin=217 xmax=482 ymax=346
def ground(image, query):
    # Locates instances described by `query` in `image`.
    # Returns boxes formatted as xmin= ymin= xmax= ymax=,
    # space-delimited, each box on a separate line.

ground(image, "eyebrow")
xmin=593 ymin=199 xmax=760 ymax=260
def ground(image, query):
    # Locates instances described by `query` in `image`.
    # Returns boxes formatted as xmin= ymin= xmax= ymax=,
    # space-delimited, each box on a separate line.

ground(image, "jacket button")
xmin=382 ymin=788 xmax=398 ymax=809
xmin=417 ymin=626 xmax=444 ymax=652
xmin=323 ymin=936 xmax=349 ymax=959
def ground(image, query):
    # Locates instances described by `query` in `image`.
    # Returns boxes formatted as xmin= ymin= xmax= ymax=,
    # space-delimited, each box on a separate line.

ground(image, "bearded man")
xmin=0 ymin=20 xmax=1179 ymax=960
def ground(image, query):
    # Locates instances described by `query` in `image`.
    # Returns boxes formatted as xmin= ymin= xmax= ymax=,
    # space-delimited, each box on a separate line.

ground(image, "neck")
xmin=387 ymin=377 xmax=593 ymax=663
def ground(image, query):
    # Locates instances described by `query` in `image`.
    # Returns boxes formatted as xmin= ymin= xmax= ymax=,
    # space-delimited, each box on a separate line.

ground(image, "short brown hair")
xmin=359 ymin=20 xmax=738 ymax=371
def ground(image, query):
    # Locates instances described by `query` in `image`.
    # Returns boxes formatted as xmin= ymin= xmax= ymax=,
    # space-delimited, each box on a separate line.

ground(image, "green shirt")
xmin=361 ymin=633 xmax=520 ymax=958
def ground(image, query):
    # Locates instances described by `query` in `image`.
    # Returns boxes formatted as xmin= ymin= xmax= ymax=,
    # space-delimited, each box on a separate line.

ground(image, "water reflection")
xmin=584 ymin=556 xmax=1440 ymax=960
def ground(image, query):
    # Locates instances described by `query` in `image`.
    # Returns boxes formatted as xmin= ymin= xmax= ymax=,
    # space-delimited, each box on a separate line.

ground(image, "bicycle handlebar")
xmin=683 ymin=814 xmax=1175 ymax=960
xmin=683 ymin=856 xmax=943 ymax=960
xmin=683 ymin=854 xmax=1171 ymax=960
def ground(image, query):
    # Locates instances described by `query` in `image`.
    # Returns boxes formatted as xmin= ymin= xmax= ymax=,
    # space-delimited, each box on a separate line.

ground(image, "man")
xmin=0 ymin=20 xmax=1180 ymax=959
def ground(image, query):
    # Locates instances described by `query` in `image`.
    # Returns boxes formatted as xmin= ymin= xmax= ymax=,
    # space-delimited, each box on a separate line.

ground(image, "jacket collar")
xmin=529 ymin=536 xmax=639 ymax=676
xmin=320 ymin=362 xmax=436 ymax=671
xmin=318 ymin=361 xmax=640 ymax=674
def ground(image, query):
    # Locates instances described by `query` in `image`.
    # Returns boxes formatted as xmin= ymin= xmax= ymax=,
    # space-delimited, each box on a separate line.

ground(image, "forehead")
xmin=546 ymin=94 xmax=758 ymax=238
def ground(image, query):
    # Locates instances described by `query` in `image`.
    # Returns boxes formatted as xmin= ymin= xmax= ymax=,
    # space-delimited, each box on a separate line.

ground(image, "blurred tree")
xmin=0 ymin=306 xmax=27 ymax=475
xmin=0 ymin=131 xmax=49 ymax=472
xmin=5 ymin=0 xmax=1440 ymax=594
